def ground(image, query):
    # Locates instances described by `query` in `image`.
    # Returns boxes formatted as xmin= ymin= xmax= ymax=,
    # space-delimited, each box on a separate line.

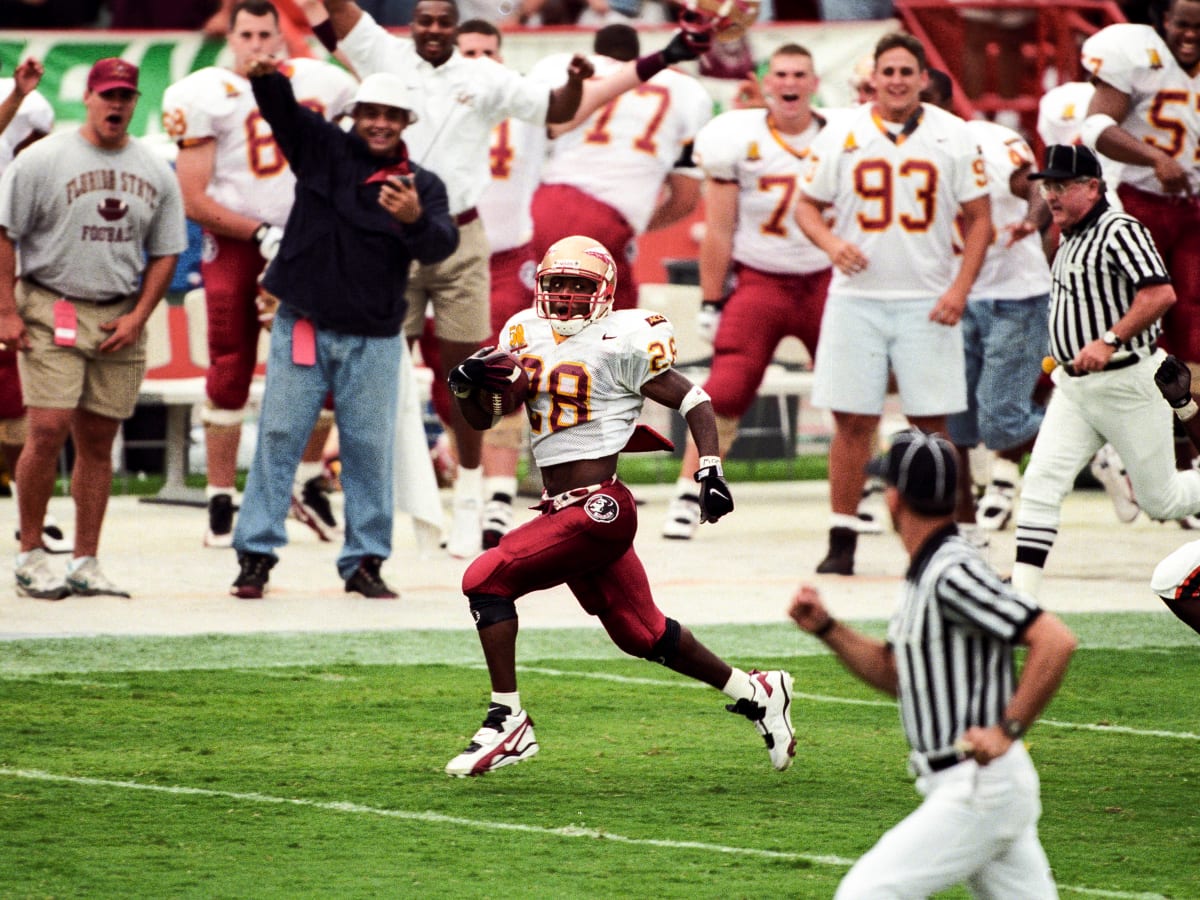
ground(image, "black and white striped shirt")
xmin=1048 ymin=198 xmax=1171 ymax=365
xmin=888 ymin=525 xmax=1041 ymax=755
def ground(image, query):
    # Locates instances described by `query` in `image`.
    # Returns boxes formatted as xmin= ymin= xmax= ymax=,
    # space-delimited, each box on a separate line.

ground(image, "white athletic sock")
xmin=1010 ymin=561 xmax=1043 ymax=599
xmin=484 ymin=476 xmax=517 ymax=502
xmin=721 ymin=667 xmax=752 ymax=701
xmin=456 ymin=465 xmax=483 ymax=500
xmin=67 ymin=555 xmax=95 ymax=575
xmin=990 ymin=457 xmax=1020 ymax=487
xmin=674 ymin=477 xmax=695 ymax=498
xmin=206 ymin=484 xmax=235 ymax=500
xmin=831 ymin=512 xmax=860 ymax=530
xmin=491 ymin=690 xmax=521 ymax=715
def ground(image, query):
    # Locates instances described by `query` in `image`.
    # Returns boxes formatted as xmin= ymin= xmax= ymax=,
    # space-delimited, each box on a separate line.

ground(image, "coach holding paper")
xmin=1011 ymin=144 xmax=1200 ymax=600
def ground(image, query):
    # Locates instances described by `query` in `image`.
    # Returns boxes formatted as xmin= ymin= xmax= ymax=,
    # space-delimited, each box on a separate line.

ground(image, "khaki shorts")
xmin=0 ymin=414 xmax=26 ymax=444
xmin=403 ymin=216 xmax=490 ymax=342
xmin=15 ymin=279 xmax=146 ymax=421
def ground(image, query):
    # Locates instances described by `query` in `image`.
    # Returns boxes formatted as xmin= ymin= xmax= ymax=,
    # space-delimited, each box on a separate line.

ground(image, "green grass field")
xmin=2 ymin=616 xmax=1197 ymax=899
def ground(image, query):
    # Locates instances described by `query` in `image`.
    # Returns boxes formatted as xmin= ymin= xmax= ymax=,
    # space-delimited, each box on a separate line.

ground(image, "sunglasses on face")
xmin=878 ymin=66 xmax=917 ymax=77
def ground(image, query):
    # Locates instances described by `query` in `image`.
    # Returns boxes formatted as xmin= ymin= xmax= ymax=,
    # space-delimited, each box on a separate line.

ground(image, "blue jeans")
xmin=946 ymin=296 xmax=1049 ymax=451
xmin=233 ymin=306 xmax=401 ymax=579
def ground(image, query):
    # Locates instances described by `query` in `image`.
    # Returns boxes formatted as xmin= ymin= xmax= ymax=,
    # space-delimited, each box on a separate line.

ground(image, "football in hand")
xmin=475 ymin=349 xmax=530 ymax=417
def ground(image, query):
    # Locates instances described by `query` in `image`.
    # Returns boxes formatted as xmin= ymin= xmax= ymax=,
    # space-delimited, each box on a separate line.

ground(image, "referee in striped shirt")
xmin=791 ymin=428 xmax=1076 ymax=898
xmin=1011 ymin=144 xmax=1200 ymax=600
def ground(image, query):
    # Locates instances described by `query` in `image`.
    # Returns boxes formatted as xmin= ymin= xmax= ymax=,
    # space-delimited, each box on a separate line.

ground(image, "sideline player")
xmin=660 ymin=43 xmax=833 ymax=540
xmin=1082 ymin=0 xmax=1200 ymax=527
xmin=162 ymin=0 xmax=357 ymax=547
xmin=791 ymin=428 xmax=1076 ymax=898
xmin=529 ymin=24 xmax=713 ymax=313
xmin=442 ymin=235 xmax=795 ymax=777
xmin=794 ymin=32 xmax=992 ymax=576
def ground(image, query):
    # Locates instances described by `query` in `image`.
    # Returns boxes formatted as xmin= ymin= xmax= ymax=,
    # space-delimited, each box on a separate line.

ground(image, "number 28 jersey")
xmin=161 ymin=58 xmax=357 ymax=227
xmin=801 ymin=102 xmax=988 ymax=300
xmin=498 ymin=308 xmax=678 ymax=468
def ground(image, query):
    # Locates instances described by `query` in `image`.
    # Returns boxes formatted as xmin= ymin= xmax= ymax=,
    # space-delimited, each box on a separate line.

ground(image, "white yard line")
xmin=0 ymin=767 xmax=1167 ymax=899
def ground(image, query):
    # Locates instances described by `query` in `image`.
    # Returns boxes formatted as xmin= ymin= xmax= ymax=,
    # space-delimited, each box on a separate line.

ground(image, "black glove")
xmin=448 ymin=347 xmax=514 ymax=398
xmin=694 ymin=458 xmax=734 ymax=523
xmin=1155 ymin=354 xmax=1193 ymax=408
xmin=663 ymin=25 xmax=713 ymax=65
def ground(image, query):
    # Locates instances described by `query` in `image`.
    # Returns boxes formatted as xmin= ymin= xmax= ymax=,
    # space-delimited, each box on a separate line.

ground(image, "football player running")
xmin=443 ymin=235 xmax=796 ymax=778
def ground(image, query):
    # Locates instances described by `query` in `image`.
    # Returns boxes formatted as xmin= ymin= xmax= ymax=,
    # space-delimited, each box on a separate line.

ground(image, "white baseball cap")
xmin=352 ymin=73 xmax=417 ymax=122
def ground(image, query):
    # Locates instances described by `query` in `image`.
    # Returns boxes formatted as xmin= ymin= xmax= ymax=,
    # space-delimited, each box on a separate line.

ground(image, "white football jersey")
xmin=801 ymin=103 xmax=990 ymax=299
xmin=479 ymin=117 xmax=547 ymax=254
xmin=535 ymin=55 xmax=712 ymax=234
xmin=0 ymin=81 xmax=52 ymax=175
xmin=498 ymin=307 xmax=677 ymax=468
xmin=1081 ymin=23 xmax=1200 ymax=195
xmin=962 ymin=120 xmax=1050 ymax=300
xmin=161 ymin=58 xmax=358 ymax=227
xmin=694 ymin=107 xmax=834 ymax=275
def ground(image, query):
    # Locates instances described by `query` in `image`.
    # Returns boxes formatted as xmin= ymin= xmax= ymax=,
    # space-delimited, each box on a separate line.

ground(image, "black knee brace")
xmin=644 ymin=617 xmax=681 ymax=666
xmin=468 ymin=592 xmax=517 ymax=630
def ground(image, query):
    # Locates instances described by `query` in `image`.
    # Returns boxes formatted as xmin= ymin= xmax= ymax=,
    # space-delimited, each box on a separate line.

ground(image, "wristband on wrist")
xmin=1177 ymin=399 xmax=1199 ymax=422
xmin=697 ymin=455 xmax=722 ymax=472
xmin=635 ymin=51 xmax=667 ymax=82
xmin=813 ymin=617 xmax=836 ymax=638
xmin=252 ymin=222 xmax=271 ymax=245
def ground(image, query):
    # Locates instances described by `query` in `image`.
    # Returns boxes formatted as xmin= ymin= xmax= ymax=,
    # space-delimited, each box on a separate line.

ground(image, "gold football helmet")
xmin=535 ymin=235 xmax=618 ymax=337
xmin=677 ymin=0 xmax=761 ymax=43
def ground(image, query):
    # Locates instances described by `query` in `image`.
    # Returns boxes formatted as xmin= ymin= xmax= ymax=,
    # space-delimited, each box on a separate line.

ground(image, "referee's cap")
xmin=1029 ymin=144 xmax=1102 ymax=181
xmin=865 ymin=428 xmax=958 ymax=516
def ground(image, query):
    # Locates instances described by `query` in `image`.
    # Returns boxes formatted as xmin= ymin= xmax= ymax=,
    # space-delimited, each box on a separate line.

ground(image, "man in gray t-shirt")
xmin=0 ymin=57 xmax=187 ymax=600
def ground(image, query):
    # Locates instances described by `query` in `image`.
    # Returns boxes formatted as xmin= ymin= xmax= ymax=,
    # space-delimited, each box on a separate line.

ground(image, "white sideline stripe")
xmin=0 ymin=767 xmax=1166 ymax=899
xmin=513 ymin=666 xmax=1200 ymax=742
xmin=0 ymin=767 xmax=849 ymax=866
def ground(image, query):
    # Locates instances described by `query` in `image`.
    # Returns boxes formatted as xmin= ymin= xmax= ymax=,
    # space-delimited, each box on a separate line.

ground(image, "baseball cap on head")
xmin=865 ymin=428 xmax=958 ymax=516
xmin=87 ymin=58 xmax=139 ymax=93
xmin=1029 ymin=144 xmax=1102 ymax=181
xmin=352 ymin=73 xmax=418 ymax=122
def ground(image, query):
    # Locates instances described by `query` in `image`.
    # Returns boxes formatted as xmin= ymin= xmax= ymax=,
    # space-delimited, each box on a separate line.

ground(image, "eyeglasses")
xmin=878 ymin=66 xmax=917 ymax=77
xmin=1038 ymin=178 xmax=1094 ymax=196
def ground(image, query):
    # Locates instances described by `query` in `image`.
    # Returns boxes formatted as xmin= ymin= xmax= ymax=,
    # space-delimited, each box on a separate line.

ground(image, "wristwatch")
xmin=1102 ymin=330 xmax=1122 ymax=348
xmin=1000 ymin=717 xmax=1027 ymax=740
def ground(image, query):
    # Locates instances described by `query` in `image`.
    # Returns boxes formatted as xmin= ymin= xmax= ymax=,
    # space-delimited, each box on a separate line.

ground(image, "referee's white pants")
xmin=1019 ymin=350 xmax=1200 ymax=533
xmin=835 ymin=742 xmax=1056 ymax=899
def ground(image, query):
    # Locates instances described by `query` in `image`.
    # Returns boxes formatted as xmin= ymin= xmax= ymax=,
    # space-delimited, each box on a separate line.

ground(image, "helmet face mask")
xmin=534 ymin=236 xmax=617 ymax=337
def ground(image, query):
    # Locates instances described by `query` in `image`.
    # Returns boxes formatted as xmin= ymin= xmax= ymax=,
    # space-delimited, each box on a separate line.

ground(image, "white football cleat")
xmin=976 ymin=480 xmax=1015 ymax=532
xmin=482 ymin=498 xmax=514 ymax=549
xmin=854 ymin=478 xmax=885 ymax=534
xmin=662 ymin=494 xmax=701 ymax=540
xmin=446 ymin=703 xmax=539 ymax=777
xmin=726 ymin=669 xmax=796 ymax=771
xmin=1089 ymin=445 xmax=1139 ymax=523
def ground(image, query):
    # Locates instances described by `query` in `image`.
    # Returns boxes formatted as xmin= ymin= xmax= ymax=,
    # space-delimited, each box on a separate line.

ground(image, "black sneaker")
xmin=289 ymin=476 xmax=340 ymax=541
xmin=345 ymin=555 xmax=398 ymax=599
xmin=815 ymin=526 xmax=857 ymax=575
xmin=204 ymin=493 xmax=236 ymax=548
xmin=231 ymin=552 xmax=275 ymax=599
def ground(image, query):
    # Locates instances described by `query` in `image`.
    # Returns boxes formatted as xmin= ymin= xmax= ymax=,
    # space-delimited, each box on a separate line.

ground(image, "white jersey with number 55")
xmin=1081 ymin=23 xmax=1200 ymax=195
xmin=499 ymin=307 xmax=677 ymax=468
xmin=162 ymin=58 xmax=357 ymax=227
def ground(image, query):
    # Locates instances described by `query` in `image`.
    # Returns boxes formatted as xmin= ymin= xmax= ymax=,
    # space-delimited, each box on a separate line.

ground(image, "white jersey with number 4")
xmin=498 ymin=307 xmax=676 ymax=468
xmin=162 ymin=58 xmax=358 ymax=227
xmin=534 ymin=54 xmax=712 ymax=234
xmin=693 ymin=107 xmax=834 ymax=275
xmin=801 ymin=102 xmax=989 ymax=300
xmin=1081 ymin=23 xmax=1200 ymax=195
xmin=479 ymin=117 xmax=546 ymax=254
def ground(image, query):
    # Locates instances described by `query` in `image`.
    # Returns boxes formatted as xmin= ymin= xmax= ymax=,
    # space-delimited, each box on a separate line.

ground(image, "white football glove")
xmin=696 ymin=300 xmax=725 ymax=344
xmin=257 ymin=225 xmax=284 ymax=263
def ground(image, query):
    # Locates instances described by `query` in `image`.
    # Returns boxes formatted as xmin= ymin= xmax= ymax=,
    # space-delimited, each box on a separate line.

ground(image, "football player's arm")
xmin=321 ymin=0 xmax=364 ymax=38
xmin=698 ymin=178 xmax=737 ymax=302
xmin=789 ymin=585 xmax=899 ymax=697
xmin=645 ymin=171 xmax=701 ymax=233
xmin=642 ymin=368 xmax=719 ymax=458
xmin=1155 ymin=354 xmax=1200 ymax=448
xmin=544 ymin=55 xmax=595 ymax=126
xmin=1085 ymin=80 xmax=1190 ymax=194
xmin=795 ymin=191 xmax=866 ymax=275
xmin=1003 ymin=162 xmax=1051 ymax=246
xmin=931 ymin=193 xmax=990 ymax=327
xmin=174 ymin=140 xmax=262 ymax=242
xmin=0 ymin=58 xmax=42 ymax=141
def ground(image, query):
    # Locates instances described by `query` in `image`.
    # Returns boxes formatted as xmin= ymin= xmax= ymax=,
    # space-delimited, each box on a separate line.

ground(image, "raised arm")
xmin=1085 ymin=79 xmax=1191 ymax=195
xmin=322 ymin=0 xmax=364 ymax=39
xmin=790 ymin=585 xmax=899 ymax=696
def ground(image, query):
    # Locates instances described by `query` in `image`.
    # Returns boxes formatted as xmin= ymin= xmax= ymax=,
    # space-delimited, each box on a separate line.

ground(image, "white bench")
xmin=136 ymin=289 xmax=267 ymax=505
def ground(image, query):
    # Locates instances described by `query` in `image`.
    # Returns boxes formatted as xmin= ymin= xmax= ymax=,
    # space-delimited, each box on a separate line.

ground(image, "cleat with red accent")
xmin=445 ymin=703 xmax=539 ymax=777
xmin=725 ymin=669 xmax=796 ymax=771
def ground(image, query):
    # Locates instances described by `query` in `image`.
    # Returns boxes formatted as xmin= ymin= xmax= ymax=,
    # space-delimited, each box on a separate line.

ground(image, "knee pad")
xmin=468 ymin=592 xmax=517 ymax=630
xmin=202 ymin=402 xmax=244 ymax=428
xmin=484 ymin=409 xmax=526 ymax=451
xmin=644 ymin=617 xmax=681 ymax=666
